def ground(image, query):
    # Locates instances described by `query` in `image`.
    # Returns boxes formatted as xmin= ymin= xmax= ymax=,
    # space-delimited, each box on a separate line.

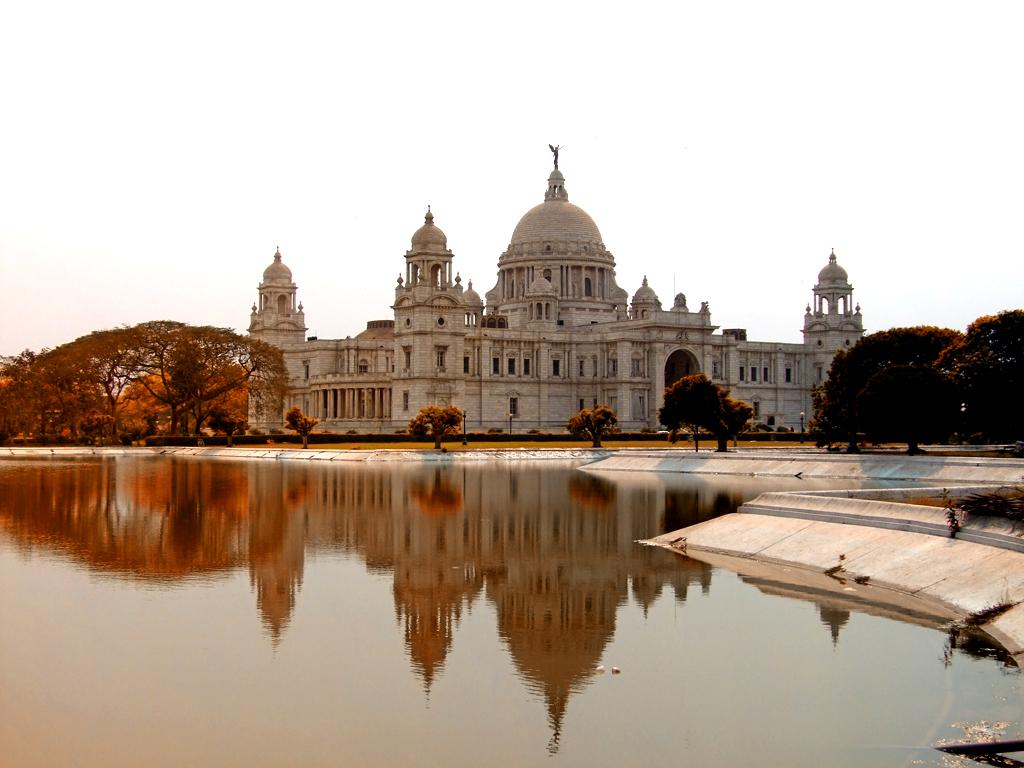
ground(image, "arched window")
xmin=584 ymin=277 xmax=593 ymax=297
xmin=821 ymin=297 xmax=830 ymax=314
xmin=430 ymin=264 xmax=442 ymax=287
xmin=277 ymin=295 xmax=287 ymax=314
xmin=838 ymin=297 xmax=846 ymax=314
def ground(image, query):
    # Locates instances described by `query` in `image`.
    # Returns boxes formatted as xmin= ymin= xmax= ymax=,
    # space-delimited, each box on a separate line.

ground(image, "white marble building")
xmin=248 ymin=162 xmax=863 ymax=433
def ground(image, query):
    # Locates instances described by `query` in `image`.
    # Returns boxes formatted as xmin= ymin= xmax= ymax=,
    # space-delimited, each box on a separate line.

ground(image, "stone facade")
xmin=248 ymin=163 xmax=864 ymax=433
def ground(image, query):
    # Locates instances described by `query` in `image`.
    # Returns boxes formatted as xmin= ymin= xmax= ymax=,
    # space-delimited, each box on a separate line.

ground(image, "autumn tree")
xmin=567 ymin=405 xmax=618 ymax=447
xmin=658 ymin=374 xmax=722 ymax=452
xmin=131 ymin=322 xmax=286 ymax=435
xmin=716 ymin=390 xmax=754 ymax=452
xmin=74 ymin=327 xmax=139 ymax=438
xmin=857 ymin=365 xmax=959 ymax=454
xmin=939 ymin=310 xmax=1024 ymax=441
xmin=408 ymin=405 xmax=463 ymax=449
xmin=813 ymin=326 xmax=963 ymax=451
xmin=285 ymin=406 xmax=319 ymax=448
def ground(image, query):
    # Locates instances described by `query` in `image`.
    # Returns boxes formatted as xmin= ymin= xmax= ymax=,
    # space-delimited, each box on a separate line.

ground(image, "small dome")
xmin=632 ymin=276 xmax=660 ymax=306
xmin=411 ymin=208 xmax=447 ymax=251
xmin=463 ymin=280 xmax=482 ymax=306
xmin=817 ymin=249 xmax=849 ymax=284
xmin=262 ymin=247 xmax=292 ymax=282
xmin=526 ymin=274 xmax=557 ymax=295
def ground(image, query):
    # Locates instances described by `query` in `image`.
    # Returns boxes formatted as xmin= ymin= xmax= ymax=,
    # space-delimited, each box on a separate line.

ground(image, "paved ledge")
xmin=585 ymin=450 xmax=1024 ymax=484
xmin=0 ymin=446 xmax=607 ymax=462
xmin=646 ymin=483 xmax=1024 ymax=664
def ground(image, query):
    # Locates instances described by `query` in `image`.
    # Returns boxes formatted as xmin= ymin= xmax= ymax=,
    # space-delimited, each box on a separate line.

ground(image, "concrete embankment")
xmin=645 ymin=481 xmax=1024 ymax=664
xmin=585 ymin=449 xmax=1024 ymax=484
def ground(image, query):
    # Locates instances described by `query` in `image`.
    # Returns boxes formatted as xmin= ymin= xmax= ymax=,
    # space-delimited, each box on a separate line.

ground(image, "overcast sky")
xmin=2 ymin=0 xmax=1021 ymax=356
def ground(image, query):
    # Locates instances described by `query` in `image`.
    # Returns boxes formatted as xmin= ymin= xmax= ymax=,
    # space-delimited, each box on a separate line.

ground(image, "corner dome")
xmin=632 ymin=276 xmax=660 ymax=306
xmin=411 ymin=208 xmax=447 ymax=251
xmin=262 ymin=247 xmax=292 ymax=283
xmin=463 ymin=280 xmax=482 ymax=306
xmin=817 ymin=249 xmax=849 ymax=284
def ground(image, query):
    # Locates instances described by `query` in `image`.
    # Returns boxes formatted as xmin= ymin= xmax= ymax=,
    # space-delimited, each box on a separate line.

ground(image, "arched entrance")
xmin=664 ymin=349 xmax=700 ymax=388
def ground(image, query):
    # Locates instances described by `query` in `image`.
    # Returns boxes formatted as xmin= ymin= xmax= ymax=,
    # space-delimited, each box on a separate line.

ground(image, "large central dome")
xmin=508 ymin=170 xmax=603 ymax=247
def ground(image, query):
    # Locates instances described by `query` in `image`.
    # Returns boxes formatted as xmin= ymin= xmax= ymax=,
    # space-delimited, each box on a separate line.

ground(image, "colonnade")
xmin=312 ymin=387 xmax=391 ymax=420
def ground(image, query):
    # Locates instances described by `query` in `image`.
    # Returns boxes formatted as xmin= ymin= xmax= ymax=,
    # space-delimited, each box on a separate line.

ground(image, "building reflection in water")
xmin=0 ymin=457 xmax=718 ymax=746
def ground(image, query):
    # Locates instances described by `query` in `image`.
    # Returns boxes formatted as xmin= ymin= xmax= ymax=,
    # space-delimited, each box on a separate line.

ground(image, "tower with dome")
xmin=247 ymin=156 xmax=864 ymax=433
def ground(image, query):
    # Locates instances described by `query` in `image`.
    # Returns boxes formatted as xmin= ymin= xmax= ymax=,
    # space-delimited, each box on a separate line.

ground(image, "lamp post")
xmin=799 ymin=411 xmax=805 ymax=442
xmin=462 ymin=410 xmax=468 ymax=446
xmin=508 ymin=412 xmax=513 ymax=437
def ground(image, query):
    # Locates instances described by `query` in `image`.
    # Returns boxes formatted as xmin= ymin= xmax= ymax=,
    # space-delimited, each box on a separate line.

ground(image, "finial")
xmin=397 ymin=274 xmax=404 ymax=285
xmin=829 ymin=248 xmax=836 ymax=263
xmin=642 ymin=275 xmax=648 ymax=286
xmin=455 ymin=272 xmax=462 ymax=284
xmin=468 ymin=279 xmax=473 ymax=289
xmin=252 ymin=303 xmax=257 ymax=313
xmin=274 ymin=245 xmax=282 ymax=260
xmin=425 ymin=205 xmax=433 ymax=224
xmin=298 ymin=301 xmax=303 ymax=311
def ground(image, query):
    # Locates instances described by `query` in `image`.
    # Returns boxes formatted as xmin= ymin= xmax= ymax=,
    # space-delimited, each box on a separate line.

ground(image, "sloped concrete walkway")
xmin=646 ymin=482 xmax=1024 ymax=664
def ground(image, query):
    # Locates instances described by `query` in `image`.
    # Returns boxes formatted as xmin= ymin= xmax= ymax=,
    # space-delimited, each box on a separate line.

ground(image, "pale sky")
xmin=2 ymin=0 xmax=1021 ymax=356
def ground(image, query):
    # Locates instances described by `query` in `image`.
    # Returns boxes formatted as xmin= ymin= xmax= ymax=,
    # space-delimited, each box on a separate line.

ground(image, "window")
xmin=463 ymin=356 xmax=470 ymax=374
xmin=402 ymin=392 xmax=409 ymax=411
xmin=303 ymin=362 xmax=310 ymax=380
xmin=753 ymin=401 xmax=761 ymax=420
xmin=608 ymin=358 xmax=618 ymax=376
xmin=712 ymin=361 xmax=721 ymax=378
xmin=552 ymin=359 xmax=560 ymax=377
xmin=816 ymin=365 xmax=823 ymax=382
xmin=579 ymin=399 xmax=585 ymax=411
xmin=508 ymin=358 xmax=516 ymax=375
xmin=763 ymin=367 xmax=769 ymax=383
xmin=739 ymin=367 xmax=745 ymax=382
xmin=509 ymin=397 xmax=518 ymax=416
xmin=631 ymin=359 xmax=642 ymax=377
xmin=436 ymin=350 xmax=446 ymax=369
xmin=578 ymin=359 xmax=585 ymax=377
xmin=404 ymin=349 xmax=411 ymax=370
xmin=523 ymin=358 xmax=531 ymax=375
xmin=785 ymin=367 xmax=792 ymax=383
xmin=492 ymin=357 xmax=500 ymax=375
xmin=750 ymin=367 xmax=757 ymax=382
xmin=584 ymin=277 xmax=592 ymax=296
xmin=358 ymin=359 xmax=369 ymax=374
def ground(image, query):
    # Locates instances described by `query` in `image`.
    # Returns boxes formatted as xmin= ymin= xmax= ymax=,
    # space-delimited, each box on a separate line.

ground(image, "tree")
xmin=658 ymin=374 xmax=722 ymax=452
xmin=814 ymin=326 xmax=963 ymax=451
xmin=567 ymin=405 xmax=618 ymax=447
xmin=131 ymin=322 xmax=286 ymax=435
xmin=940 ymin=310 xmax=1024 ymax=441
xmin=408 ymin=405 xmax=463 ymax=449
xmin=73 ymin=327 xmax=140 ymax=439
xmin=285 ymin=406 xmax=319 ymax=448
xmin=716 ymin=390 xmax=753 ymax=452
xmin=857 ymin=365 xmax=960 ymax=453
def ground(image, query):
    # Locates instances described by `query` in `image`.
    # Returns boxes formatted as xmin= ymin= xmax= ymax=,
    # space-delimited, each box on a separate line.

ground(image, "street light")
xmin=462 ymin=410 xmax=468 ymax=446
xmin=799 ymin=411 xmax=805 ymax=442
xmin=508 ymin=412 xmax=513 ymax=436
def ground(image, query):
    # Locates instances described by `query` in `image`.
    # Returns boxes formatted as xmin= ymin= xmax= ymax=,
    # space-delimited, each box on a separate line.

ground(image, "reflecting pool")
xmin=0 ymin=456 xmax=1019 ymax=767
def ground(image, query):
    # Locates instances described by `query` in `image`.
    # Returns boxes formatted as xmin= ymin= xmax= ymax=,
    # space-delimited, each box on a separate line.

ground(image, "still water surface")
xmin=0 ymin=456 xmax=1019 ymax=767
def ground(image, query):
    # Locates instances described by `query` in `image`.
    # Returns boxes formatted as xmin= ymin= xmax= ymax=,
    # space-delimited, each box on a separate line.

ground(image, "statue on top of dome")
xmin=548 ymin=144 xmax=562 ymax=169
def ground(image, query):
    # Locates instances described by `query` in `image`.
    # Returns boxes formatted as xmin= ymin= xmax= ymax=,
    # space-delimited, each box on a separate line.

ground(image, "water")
xmin=0 ymin=456 xmax=1019 ymax=767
